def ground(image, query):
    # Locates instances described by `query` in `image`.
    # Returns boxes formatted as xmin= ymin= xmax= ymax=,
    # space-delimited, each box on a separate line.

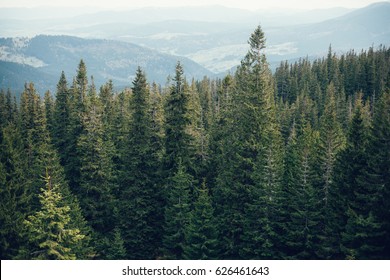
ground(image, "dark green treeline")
xmin=1 ymin=26 xmax=389 ymax=260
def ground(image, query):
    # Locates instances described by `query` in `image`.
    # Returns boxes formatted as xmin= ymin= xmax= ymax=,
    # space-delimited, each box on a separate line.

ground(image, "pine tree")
xmin=119 ymin=68 xmax=163 ymax=259
xmin=99 ymin=80 xmax=115 ymax=130
xmin=23 ymin=171 xmax=85 ymax=260
xmin=163 ymin=161 xmax=192 ymax=259
xmin=149 ymin=82 xmax=164 ymax=159
xmin=0 ymin=125 xmax=28 ymax=259
xmin=213 ymin=25 xmax=283 ymax=259
xmin=187 ymin=79 xmax=209 ymax=175
xmin=105 ymin=227 xmax=126 ymax=260
xmin=52 ymin=71 xmax=70 ymax=166
xmin=43 ymin=90 xmax=54 ymax=136
xmin=335 ymin=97 xmax=384 ymax=259
xmin=77 ymin=81 xmax=116 ymax=257
xmin=316 ymin=82 xmax=345 ymax=206
xmin=280 ymin=120 xmax=321 ymax=259
xmin=183 ymin=182 xmax=219 ymax=260
xmin=314 ymin=83 xmax=346 ymax=258
xmin=64 ymin=60 xmax=88 ymax=191
xmin=19 ymin=83 xmax=58 ymax=210
xmin=364 ymin=92 xmax=390 ymax=259
xmin=163 ymin=62 xmax=194 ymax=177
xmin=16 ymin=82 xmax=94 ymax=259
xmin=111 ymin=88 xmax=131 ymax=183
xmin=207 ymin=75 xmax=234 ymax=188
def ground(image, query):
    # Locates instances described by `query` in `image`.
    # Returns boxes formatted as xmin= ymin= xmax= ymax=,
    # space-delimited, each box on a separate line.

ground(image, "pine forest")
xmin=1 ymin=25 xmax=389 ymax=260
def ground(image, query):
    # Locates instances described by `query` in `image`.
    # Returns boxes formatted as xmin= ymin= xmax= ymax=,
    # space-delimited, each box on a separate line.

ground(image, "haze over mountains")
xmin=0 ymin=35 xmax=212 ymax=93
xmin=0 ymin=2 xmax=389 ymax=93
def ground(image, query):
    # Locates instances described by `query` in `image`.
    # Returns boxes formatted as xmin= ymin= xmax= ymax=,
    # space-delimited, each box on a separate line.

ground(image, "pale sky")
xmin=0 ymin=0 xmax=387 ymax=10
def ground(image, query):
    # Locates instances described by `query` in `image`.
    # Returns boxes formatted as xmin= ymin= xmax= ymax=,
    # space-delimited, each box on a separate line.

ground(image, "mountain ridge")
xmin=1 ymin=2 xmax=389 ymax=93
xmin=0 ymin=34 xmax=214 ymax=94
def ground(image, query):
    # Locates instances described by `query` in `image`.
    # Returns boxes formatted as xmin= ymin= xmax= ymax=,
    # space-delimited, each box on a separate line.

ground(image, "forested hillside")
xmin=0 ymin=26 xmax=389 ymax=260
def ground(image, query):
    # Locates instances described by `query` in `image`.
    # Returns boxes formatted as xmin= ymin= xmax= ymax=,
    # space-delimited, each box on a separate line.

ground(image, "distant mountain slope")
xmin=0 ymin=35 xmax=213 ymax=94
xmin=0 ymin=61 xmax=57 ymax=95
xmin=0 ymin=2 xmax=389 ymax=78
xmin=69 ymin=2 xmax=389 ymax=73
xmin=272 ymin=1 xmax=390 ymax=55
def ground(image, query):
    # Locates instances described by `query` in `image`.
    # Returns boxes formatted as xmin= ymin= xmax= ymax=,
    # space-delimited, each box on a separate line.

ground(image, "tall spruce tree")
xmin=105 ymin=227 xmax=126 ymax=260
xmin=315 ymin=83 xmax=345 ymax=258
xmin=119 ymin=68 xmax=163 ymax=259
xmin=163 ymin=62 xmax=194 ymax=177
xmin=316 ymin=83 xmax=345 ymax=206
xmin=365 ymin=92 xmax=390 ymax=258
xmin=52 ymin=71 xmax=70 ymax=166
xmin=163 ymin=160 xmax=192 ymax=259
xmin=213 ymin=25 xmax=283 ymax=259
xmin=333 ymin=97 xmax=384 ymax=259
xmin=23 ymin=171 xmax=85 ymax=260
xmin=183 ymin=182 xmax=219 ymax=260
xmin=0 ymin=125 xmax=28 ymax=259
xmin=16 ymin=82 xmax=93 ymax=259
xmin=43 ymin=91 xmax=54 ymax=137
xmin=64 ymin=60 xmax=88 ymax=191
xmin=280 ymin=120 xmax=321 ymax=259
xmin=77 ymin=81 xmax=116 ymax=257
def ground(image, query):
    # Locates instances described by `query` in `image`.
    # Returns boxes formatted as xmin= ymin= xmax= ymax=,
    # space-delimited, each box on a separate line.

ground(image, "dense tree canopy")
xmin=1 ymin=25 xmax=389 ymax=260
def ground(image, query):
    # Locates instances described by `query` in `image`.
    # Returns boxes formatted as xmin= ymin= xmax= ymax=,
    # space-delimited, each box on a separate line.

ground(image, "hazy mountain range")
xmin=0 ymin=2 xmax=389 ymax=93
xmin=0 ymin=35 xmax=212 ymax=93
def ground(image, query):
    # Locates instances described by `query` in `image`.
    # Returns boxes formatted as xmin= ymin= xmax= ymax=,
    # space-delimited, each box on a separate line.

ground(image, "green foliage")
xmin=76 ymin=81 xmax=116 ymax=258
xmin=105 ymin=227 xmax=126 ymax=260
xmin=1 ymin=26 xmax=390 ymax=260
xmin=280 ymin=121 xmax=321 ymax=259
xmin=0 ymin=125 xmax=28 ymax=259
xmin=213 ymin=25 xmax=283 ymax=259
xmin=163 ymin=161 xmax=192 ymax=259
xmin=23 ymin=171 xmax=85 ymax=260
xmin=316 ymin=83 xmax=346 ymax=206
xmin=330 ymin=96 xmax=386 ymax=259
xmin=119 ymin=68 xmax=163 ymax=259
xmin=163 ymin=62 xmax=194 ymax=176
xmin=366 ymin=92 xmax=390 ymax=258
xmin=183 ymin=182 xmax=219 ymax=260
xmin=52 ymin=71 xmax=70 ymax=161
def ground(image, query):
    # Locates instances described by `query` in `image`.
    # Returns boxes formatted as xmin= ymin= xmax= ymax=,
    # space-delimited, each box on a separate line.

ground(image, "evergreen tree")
xmin=316 ymin=83 xmax=345 ymax=205
xmin=105 ymin=227 xmax=126 ymax=260
xmin=99 ymin=80 xmax=115 ymax=130
xmin=119 ymin=68 xmax=163 ymax=259
xmin=52 ymin=71 xmax=70 ymax=165
xmin=0 ymin=125 xmax=28 ymax=259
xmin=163 ymin=161 xmax=192 ymax=259
xmin=280 ymin=120 xmax=321 ymax=259
xmin=19 ymin=83 xmax=59 ymax=210
xmin=213 ymin=25 xmax=283 ymax=259
xmin=315 ymin=83 xmax=346 ymax=258
xmin=77 ymin=81 xmax=116 ymax=257
xmin=64 ymin=60 xmax=88 ymax=191
xmin=149 ymin=82 xmax=165 ymax=159
xmin=187 ymin=79 xmax=209 ymax=175
xmin=183 ymin=182 xmax=219 ymax=260
xmin=23 ymin=171 xmax=85 ymax=260
xmin=335 ymin=97 xmax=384 ymax=259
xmin=367 ymin=92 xmax=390 ymax=258
xmin=43 ymin=90 xmax=54 ymax=136
xmin=16 ymin=82 xmax=93 ymax=259
xmin=111 ymin=88 xmax=131 ymax=182
xmin=163 ymin=62 xmax=194 ymax=176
